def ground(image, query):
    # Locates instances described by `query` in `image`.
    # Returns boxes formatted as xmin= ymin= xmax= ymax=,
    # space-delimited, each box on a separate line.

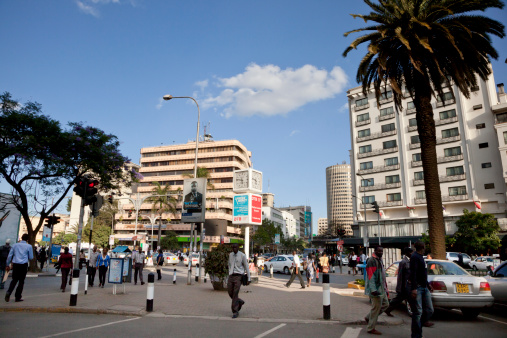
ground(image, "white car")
xmin=163 ymin=252 xmax=179 ymax=265
xmin=184 ymin=253 xmax=200 ymax=267
xmin=446 ymin=252 xmax=471 ymax=267
xmin=469 ymin=256 xmax=501 ymax=271
xmin=264 ymin=255 xmax=294 ymax=274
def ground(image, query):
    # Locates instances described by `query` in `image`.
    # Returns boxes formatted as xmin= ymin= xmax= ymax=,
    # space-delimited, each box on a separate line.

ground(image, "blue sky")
xmin=1 ymin=1 xmax=506 ymax=234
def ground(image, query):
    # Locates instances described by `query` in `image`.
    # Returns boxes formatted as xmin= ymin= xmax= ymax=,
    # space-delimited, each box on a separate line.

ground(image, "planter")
xmin=212 ymin=280 xmax=228 ymax=291
xmin=348 ymin=281 xmax=365 ymax=290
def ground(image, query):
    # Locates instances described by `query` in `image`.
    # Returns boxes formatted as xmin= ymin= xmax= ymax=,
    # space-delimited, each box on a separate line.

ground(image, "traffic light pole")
xmin=377 ymin=210 xmax=381 ymax=246
xmin=47 ymin=214 xmax=55 ymax=272
xmin=70 ymin=179 xmax=88 ymax=306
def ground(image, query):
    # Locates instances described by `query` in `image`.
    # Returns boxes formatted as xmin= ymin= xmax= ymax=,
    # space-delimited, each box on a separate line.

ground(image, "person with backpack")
xmin=156 ymin=249 xmax=164 ymax=280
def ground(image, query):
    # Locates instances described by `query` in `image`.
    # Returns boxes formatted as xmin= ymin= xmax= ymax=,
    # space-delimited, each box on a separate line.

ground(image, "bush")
xmin=204 ymin=244 xmax=231 ymax=290
xmin=355 ymin=279 xmax=365 ymax=286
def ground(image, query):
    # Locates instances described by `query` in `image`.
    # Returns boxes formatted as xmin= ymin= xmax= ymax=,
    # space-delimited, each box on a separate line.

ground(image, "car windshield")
xmin=463 ymin=254 xmax=471 ymax=259
xmin=192 ymin=254 xmax=199 ymax=258
xmin=287 ymin=257 xmax=294 ymax=261
xmin=427 ymin=261 xmax=469 ymax=276
xmin=163 ymin=253 xmax=174 ymax=256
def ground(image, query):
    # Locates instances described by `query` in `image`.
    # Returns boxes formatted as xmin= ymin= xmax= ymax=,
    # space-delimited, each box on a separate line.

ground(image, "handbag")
xmin=241 ymin=274 xmax=248 ymax=286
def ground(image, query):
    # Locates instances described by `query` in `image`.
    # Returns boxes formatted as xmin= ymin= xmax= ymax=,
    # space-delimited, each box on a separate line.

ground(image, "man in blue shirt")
xmin=5 ymin=234 xmax=34 ymax=302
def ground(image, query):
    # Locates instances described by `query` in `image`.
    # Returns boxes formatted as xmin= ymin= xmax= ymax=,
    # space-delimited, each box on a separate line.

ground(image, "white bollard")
xmin=270 ymin=264 xmax=273 ymax=278
xmin=84 ymin=265 xmax=88 ymax=295
xmin=69 ymin=269 xmax=80 ymax=306
xmin=195 ymin=266 xmax=199 ymax=282
xmin=323 ymin=274 xmax=330 ymax=320
xmin=173 ymin=269 xmax=177 ymax=284
xmin=146 ymin=273 xmax=155 ymax=312
xmin=204 ymin=273 xmax=207 ymax=283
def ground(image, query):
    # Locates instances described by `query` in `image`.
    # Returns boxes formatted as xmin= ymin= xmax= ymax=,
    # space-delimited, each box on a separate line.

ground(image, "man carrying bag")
xmin=227 ymin=244 xmax=250 ymax=318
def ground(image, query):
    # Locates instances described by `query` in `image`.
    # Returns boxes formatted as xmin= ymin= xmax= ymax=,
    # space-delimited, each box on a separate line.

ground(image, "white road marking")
xmin=38 ymin=317 xmax=141 ymax=338
xmin=253 ymin=323 xmax=286 ymax=338
xmin=340 ymin=327 xmax=362 ymax=338
xmin=478 ymin=315 xmax=507 ymax=325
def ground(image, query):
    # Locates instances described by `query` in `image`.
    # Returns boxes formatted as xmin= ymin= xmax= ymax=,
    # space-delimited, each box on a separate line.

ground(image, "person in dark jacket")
xmin=0 ymin=239 xmax=12 ymax=289
xmin=58 ymin=247 xmax=73 ymax=292
xmin=385 ymin=247 xmax=413 ymax=316
xmin=156 ymin=249 xmax=163 ymax=280
xmin=364 ymin=246 xmax=388 ymax=335
xmin=38 ymin=247 xmax=47 ymax=270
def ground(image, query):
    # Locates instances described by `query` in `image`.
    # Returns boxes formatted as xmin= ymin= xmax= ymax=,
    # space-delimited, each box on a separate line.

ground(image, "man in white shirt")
xmin=132 ymin=246 xmax=145 ymax=285
xmin=5 ymin=234 xmax=34 ymax=302
xmin=227 ymin=243 xmax=250 ymax=318
xmin=285 ymin=251 xmax=305 ymax=289
xmin=88 ymin=246 xmax=100 ymax=287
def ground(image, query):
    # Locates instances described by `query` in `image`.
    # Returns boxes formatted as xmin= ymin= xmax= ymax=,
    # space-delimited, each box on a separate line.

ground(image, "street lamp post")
xmin=128 ymin=192 xmax=152 ymax=248
xmin=163 ymin=94 xmax=204 ymax=284
xmin=355 ymin=173 xmax=373 ymax=248
xmin=145 ymin=214 xmax=161 ymax=252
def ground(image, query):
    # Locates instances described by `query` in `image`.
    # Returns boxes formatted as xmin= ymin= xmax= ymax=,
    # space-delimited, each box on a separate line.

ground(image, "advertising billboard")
xmin=0 ymin=193 xmax=21 ymax=245
xmin=233 ymin=193 xmax=262 ymax=225
xmin=181 ymin=178 xmax=207 ymax=223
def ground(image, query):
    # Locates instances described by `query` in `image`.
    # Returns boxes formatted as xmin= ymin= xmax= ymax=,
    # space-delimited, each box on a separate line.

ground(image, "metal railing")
xmin=357 ymin=164 xmax=400 ymax=175
xmin=442 ymin=194 xmax=468 ymax=202
xmin=435 ymin=116 xmax=458 ymax=126
xmin=378 ymin=200 xmax=403 ymax=207
xmin=359 ymin=182 xmax=402 ymax=192
xmin=411 ymin=160 xmax=422 ymax=167
xmin=357 ymin=146 xmax=398 ymax=159
xmin=412 ymin=179 xmax=424 ymax=186
xmin=356 ymin=129 xmax=397 ymax=143
xmin=410 ymin=142 xmax=421 ymax=149
xmin=437 ymin=154 xmax=463 ymax=163
xmin=379 ymin=113 xmax=395 ymax=121
xmin=379 ymin=97 xmax=393 ymax=105
xmin=439 ymin=173 xmax=466 ymax=182
xmin=355 ymin=118 xmax=371 ymax=127
xmin=436 ymin=99 xmax=456 ymax=107
xmin=437 ymin=134 xmax=461 ymax=144
xmin=408 ymin=125 xmax=418 ymax=132
xmin=354 ymin=103 xmax=370 ymax=112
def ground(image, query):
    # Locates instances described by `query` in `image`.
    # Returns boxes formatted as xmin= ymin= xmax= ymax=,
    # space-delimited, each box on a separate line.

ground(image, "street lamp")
xmin=163 ymin=94 xmax=203 ymax=284
xmin=356 ymin=173 xmax=372 ymax=248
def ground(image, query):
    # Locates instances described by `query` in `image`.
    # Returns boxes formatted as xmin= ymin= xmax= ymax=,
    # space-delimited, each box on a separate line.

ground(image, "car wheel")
xmin=461 ymin=308 xmax=480 ymax=319
xmin=405 ymin=300 xmax=413 ymax=317
xmin=472 ymin=265 xmax=478 ymax=271
xmin=283 ymin=266 xmax=289 ymax=275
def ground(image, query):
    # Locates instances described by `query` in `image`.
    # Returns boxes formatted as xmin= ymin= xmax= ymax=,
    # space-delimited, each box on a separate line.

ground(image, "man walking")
xmin=364 ymin=246 xmax=389 ymax=335
xmin=385 ymin=247 xmax=413 ymax=316
xmin=227 ymin=243 xmax=250 ymax=318
xmin=285 ymin=251 xmax=305 ymax=289
xmin=409 ymin=241 xmax=434 ymax=338
xmin=0 ymin=239 xmax=12 ymax=289
xmin=132 ymin=246 xmax=145 ymax=285
xmin=5 ymin=234 xmax=33 ymax=302
xmin=88 ymin=246 xmax=100 ymax=287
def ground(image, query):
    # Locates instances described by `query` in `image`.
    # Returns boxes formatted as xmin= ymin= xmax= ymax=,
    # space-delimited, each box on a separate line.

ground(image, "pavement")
xmin=0 ymin=265 xmax=402 ymax=326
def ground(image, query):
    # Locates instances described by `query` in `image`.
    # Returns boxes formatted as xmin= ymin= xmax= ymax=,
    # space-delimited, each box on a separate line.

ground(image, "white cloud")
xmin=203 ymin=63 xmax=348 ymax=118
xmin=195 ymin=80 xmax=208 ymax=91
xmin=338 ymin=102 xmax=349 ymax=113
xmin=75 ymin=0 xmax=125 ymax=17
xmin=155 ymin=97 xmax=163 ymax=110
xmin=289 ymin=130 xmax=300 ymax=137
xmin=76 ymin=1 xmax=100 ymax=17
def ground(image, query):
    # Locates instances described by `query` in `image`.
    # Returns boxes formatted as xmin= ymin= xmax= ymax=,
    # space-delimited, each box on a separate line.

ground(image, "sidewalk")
xmin=0 ymin=267 xmax=402 ymax=326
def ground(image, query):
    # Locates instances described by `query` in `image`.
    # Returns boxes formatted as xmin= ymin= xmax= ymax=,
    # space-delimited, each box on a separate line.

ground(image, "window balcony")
xmin=378 ymin=200 xmax=403 ymax=207
xmin=357 ymin=146 xmax=398 ymax=159
xmin=359 ymin=182 xmax=402 ymax=192
xmin=412 ymin=179 xmax=424 ymax=186
xmin=436 ymin=98 xmax=456 ymax=107
xmin=379 ymin=97 xmax=393 ymax=105
xmin=435 ymin=116 xmax=458 ymax=126
xmin=411 ymin=160 xmax=422 ymax=168
xmin=495 ymin=114 xmax=507 ymax=125
xmin=436 ymin=134 xmax=461 ymax=144
xmin=356 ymin=129 xmax=397 ymax=143
xmin=439 ymin=173 xmax=466 ymax=182
xmin=414 ymin=198 xmax=426 ymax=205
xmin=357 ymin=164 xmax=400 ymax=175
xmin=442 ymin=194 xmax=468 ymax=202
xmin=406 ymin=107 xmax=417 ymax=115
xmin=437 ymin=153 xmax=463 ymax=163
xmin=379 ymin=113 xmax=395 ymax=121
xmin=355 ymin=118 xmax=371 ymax=127
xmin=403 ymin=91 xmax=412 ymax=98
xmin=407 ymin=125 xmax=418 ymax=132
xmin=409 ymin=142 xmax=421 ymax=149
xmin=354 ymin=103 xmax=370 ymax=112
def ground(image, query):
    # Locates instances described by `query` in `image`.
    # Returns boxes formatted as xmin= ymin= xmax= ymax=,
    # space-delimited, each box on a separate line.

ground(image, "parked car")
xmin=262 ymin=253 xmax=275 ymax=259
xmin=264 ymin=255 xmax=294 ymax=274
xmin=485 ymin=261 xmax=507 ymax=304
xmin=163 ymin=252 xmax=179 ymax=265
xmin=184 ymin=253 xmax=200 ymax=267
xmin=446 ymin=252 xmax=472 ymax=267
xmin=469 ymin=256 xmax=501 ymax=271
xmin=385 ymin=259 xmax=494 ymax=319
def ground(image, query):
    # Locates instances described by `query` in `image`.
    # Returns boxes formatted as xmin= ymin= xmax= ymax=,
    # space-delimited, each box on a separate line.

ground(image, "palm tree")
xmin=343 ymin=0 xmax=505 ymax=259
xmin=149 ymin=182 xmax=177 ymax=247
xmin=184 ymin=166 xmax=215 ymax=189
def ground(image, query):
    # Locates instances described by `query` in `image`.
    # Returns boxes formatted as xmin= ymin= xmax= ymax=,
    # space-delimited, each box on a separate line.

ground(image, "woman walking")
xmin=96 ymin=248 xmax=110 ymax=288
xmin=156 ymin=249 xmax=164 ymax=280
xmin=38 ymin=247 xmax=47 ymax=270
xmin=58 ymin=247 xmax=73 ymax=292
xmin=306 ymin=254 xmax=317 ymax=287
xmin=350 ymin=251 xmax=358 ymax=275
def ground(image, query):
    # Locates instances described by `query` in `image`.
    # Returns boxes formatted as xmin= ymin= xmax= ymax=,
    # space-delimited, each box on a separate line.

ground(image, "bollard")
xmin=146 ymin=273 xmax=155 ymax=312
xmin=204 ymin=273 xmax=207 ymax=283
xmin=69 ymin=269 xmax=80 ymax=306
xmin=84 ymin=264 xmax=88 ymax=295
xmin=316 ymin=268 xmax=320 ymax=283
xmin=323 ymin=274 xmax=330 ymax=320
xmin=270 ymin=265 xmax=273 ymax=278
xmin=173 ymin=269 xmax=177 ymax=284
xmin=195 ymin=266 xmax=199 ymax=282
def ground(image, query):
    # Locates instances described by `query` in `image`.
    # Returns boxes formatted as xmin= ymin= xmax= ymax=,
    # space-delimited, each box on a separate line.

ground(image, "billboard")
xmin=181 ymin=178 xmax=206 ymax=223
xmin=0 ymin=193 xmax=21 ymax=245
xmin=233 ymin=193 xmax=262 ymax=225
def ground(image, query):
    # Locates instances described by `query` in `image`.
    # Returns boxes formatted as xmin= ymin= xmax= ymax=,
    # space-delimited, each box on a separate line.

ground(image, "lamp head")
xmin=163 ymin=95 xmax=173 ymax=101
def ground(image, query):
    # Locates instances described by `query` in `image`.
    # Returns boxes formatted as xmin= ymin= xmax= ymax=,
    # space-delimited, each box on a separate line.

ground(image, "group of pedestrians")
xmin=364 ymin=241 xmax=433 ymax=337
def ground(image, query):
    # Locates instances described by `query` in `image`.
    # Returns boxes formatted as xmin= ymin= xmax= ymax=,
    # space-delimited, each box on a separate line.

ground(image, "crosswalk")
xmin=340 ymin=327 xmax=363 ymax=338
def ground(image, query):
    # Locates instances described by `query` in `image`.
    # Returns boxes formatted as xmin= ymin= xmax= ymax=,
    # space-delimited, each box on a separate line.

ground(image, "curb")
xmin=0 ymin=306 xmax=145 ymax=316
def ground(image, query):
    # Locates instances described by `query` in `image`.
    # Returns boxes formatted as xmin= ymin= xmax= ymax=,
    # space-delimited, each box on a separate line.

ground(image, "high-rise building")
xmin=262 ymin=193 xmax=275 ymax=207
xmin=278 ymin=206 xmax=312 ymax=239
xmin=348 ymin=71 xmax=507 ymax=242
xmin=326 ymin=164 xmax=353 ymax=237
xmin=317 ymin=218 xmax=328 ymax=236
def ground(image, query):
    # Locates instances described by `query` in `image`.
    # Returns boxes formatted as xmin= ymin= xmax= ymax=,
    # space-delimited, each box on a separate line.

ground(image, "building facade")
xmin=348 ymin=71 xmax=507 ymax=243
xmin=262 ymin=206 xmax=287 ymax=236
xmin=326 ymin=164 xmax=353 ymax=237
xmin=317 ymin=218 xmax=328 ymax=236
xmin=278 ymin=206 xmax=311 ymax=239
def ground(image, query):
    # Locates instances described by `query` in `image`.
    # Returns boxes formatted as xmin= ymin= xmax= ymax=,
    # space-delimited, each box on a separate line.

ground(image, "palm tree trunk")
xmin=157 ymin=213 xmax=162 ymax=249
xmin=414 ymin=80 xmax=446 ymax=259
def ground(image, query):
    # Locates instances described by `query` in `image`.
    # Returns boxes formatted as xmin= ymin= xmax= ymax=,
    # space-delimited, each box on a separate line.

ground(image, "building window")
xmin=479 ymin=142 xmax=489 ymax=149
xmin=437 ymin=92 xmax=454 ymax=102
xmin=412 ymin=153 xmax=422 ymax=161
xmin=362 ymin=196 xmax=375 ymax=204
xmin=476 ymin=123 xmax=486 ymax=129
xmin=356 ymin=98 xmax=368 ymax=107
xmin=380 ymin=106 xmax=394 ymax=116
xmin=360 ymin=161 xmax=373 ymax=170
xmin=410 ymin=135 xmax=421 ymax=144
xmin=407 ymin=101 xmax=415 ymax=110
xmin=444 ymin=146 xmax=461 ymax=156
xmin=358 ymin=129 xmax=371 ymax=138
xmin=439 ymin=109 xmax=457 ymax=120
xmin=482 ymin=162 xmax=492 ymax=168
xmin=446 ymin=166 xmax=464 ymax=176
xmin=449 ymin=186 xmax=467 ymax=196
xmin=414 ymin=171 xmax=424 ymax=180
xmin=416 ymin=190 xmax=426 ymax=199
xmin=357 ymin=112 xmax=369 ymax=122
xmin=409 ymin=118 xmax=417 ymax=127
xmin=361 ymin=178 xmax=374 ymax=187
xmin=485 ymin=183 xmax=495 ymax=189
xmin=359 ymin=145 xmax=372 ymax=154
xmin=441 ymin=127 xmax=459 ymax=138
xmin=380 ymin=90 xmax=393 ymax=100
xmin=504 ymin=132 xmax=507 ymax=144
xmin=383 ymin=140 xmax=397 ymax=149
xmin=384 ymin=157 xmax=398 ymax=166
xmin=497 ymin=112 xmax=507 ymax=124
xmin=381 ymin=123 xmax=396 ymax=133
xmin=385 ymin=175 xmax=400 ymax=184
xmin=387 ymin=193 xmax=402 ymax=201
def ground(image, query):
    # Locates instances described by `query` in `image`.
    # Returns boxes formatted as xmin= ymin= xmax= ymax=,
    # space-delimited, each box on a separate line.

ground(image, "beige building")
xmin=326 ymin=164 xmax=353 ymax=237
xmin=317 ymin=218 xmax=328 ymax=236
xmin=262 ymin=193 xmax=275 ymax=207
xmin=18 ymin=213 xmax=70 ymax=243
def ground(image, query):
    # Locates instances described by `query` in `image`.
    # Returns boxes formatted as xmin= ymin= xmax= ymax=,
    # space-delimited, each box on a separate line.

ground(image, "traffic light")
xmin=84 ymin=180 xmax=99 ymax=206
xmin=128 ymin=209 xmax=133 ymax=217
xmin=44 ymin=215 xmax=61 ymax=228
xmin=108 ymin=195 xmax=113 ymax=204
xmin=73 ymin=178 xmax=86 ymax=197
xmin=337 ymin=228 xmax=346 ymax=237
xmin=371 ymin=201 xmax=380 ymax=213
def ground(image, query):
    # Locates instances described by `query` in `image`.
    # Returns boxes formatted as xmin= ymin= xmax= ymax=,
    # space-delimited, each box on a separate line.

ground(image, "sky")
xmin=1 ymin=1 xmax=506 ymax=234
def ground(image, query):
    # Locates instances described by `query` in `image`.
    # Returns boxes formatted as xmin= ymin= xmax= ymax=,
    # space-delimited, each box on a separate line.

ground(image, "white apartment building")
xmin=282 ymin=210 xmax=298 ymax=238
xmin=492 ymin=83 xmax=507 ymax=231
xmin=348 ymin=70 xmax=507 ymax=241
xmin=326 ymin=164 xmax=353 ymax=237
xmin=317 ymin=218 xmax=328 ymax=236
xmin=262 ymin=206 xmax=287 ymax=237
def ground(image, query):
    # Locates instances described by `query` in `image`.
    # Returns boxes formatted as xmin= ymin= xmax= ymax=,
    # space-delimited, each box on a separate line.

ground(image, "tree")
xmin=453 ymin=209 xmax=501 ymax=254
xmin=421 ymin=230 xmax=455 ymax=254
xmin=0 ymin=92 xmax=138 ymax=270
xmin=52 ymin=233 xmax=77 ymax=246
xmin=253 ymin=219 xmax=284 ymax=247
xmin=343 ymin=0 xmax=505 ymax=259
xmin=148 ymin=182 xmax=177 ymax=246
xmin=159 ymin=231 xmax=180 ymax=251
xmin=282 ymin=237 xmax=307 ymax=252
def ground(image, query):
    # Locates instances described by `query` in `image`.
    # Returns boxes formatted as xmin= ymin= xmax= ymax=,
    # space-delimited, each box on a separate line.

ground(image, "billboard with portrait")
xmin=0 ymin=193 xmax=21 ymax=245
xmin=181 ymin=178 xmax=206 ymax=223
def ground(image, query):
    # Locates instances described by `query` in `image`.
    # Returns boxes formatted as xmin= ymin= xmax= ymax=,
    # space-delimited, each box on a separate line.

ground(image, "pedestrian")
xmin=96 ymin=248 xmax=110 ymax=288
xmin=457 ymin=252 xmax=464 ymax=268
xmin=385 ymin=247 xmax=413 ymax=316
xmin=351 ymin=251 xmax=358 ymax=275
xmin=58 ymin=247 xmax=73 ymax=292
xmin=306 ymin=253 xmax=317 ymax=287
xmin=0 ymin=239 xmax=12 ymax=289
xmin=285 ymin=250 xmax=306 ymax=289
xmin=364 ymin=246 xmax=389 ymax=335
xmin=319 ymin=252 xmax=330 ymax=273
xmin=88 ymin=246 xmax=100 ymax=287
xmin=38 ymin=247 xmax=47 ymax=270
xmin=227 ymin=243 xmax=250 ymax=318
xmin=156 ymin=249 xmax=163 ymax=280
xmin=132 ymin=246 xmax=146 ymax=285
xmin=330 ymin=254 xmax=336 ymax=273
xmin=79 ymin=249 xmax=86 ymax=270
xmin=4 ymin=234 xmax=34 ymax=302
xmin=409 ymin=241 xmax=434 ymax=338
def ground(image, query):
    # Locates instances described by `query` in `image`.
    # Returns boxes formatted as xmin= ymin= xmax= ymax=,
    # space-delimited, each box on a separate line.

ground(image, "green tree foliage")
xmin=282 ymin=237 xmax=307 ymax=252
xmin=159 ymin=231 xmax=180 ymax=250
xmin=0 ymin=92 xmax=137 ymax=269
xmin=148 ymin=182 xmax=177 ymax=245
xmin=343 ymin=0 xmax=505 ymax=259
xmin=252 ymin=219 xmax=284 ymax=248
xmin=453 ymin=209 xmax=501 ymax=254
xmin=52 ymin=233 xmax=77 ymax=246
xmin=66 ymin=198 xmax=72 ymax=212
xmin=421 ymin=230 xmax=456 ymax=254
xmin=204 ymin=244 xmax=231 ymax=288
